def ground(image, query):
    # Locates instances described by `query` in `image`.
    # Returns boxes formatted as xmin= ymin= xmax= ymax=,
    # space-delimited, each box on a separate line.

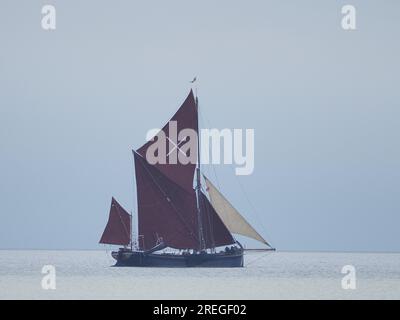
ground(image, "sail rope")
xmin=202 ymin=192 xmax=216 ymax=249
xmin=245 ymin=250 xmax=274 ymax=266
xmin=198 ymin=109 xmax=222 ymax=191
xmin=131 ymin=151 xmax=138 ymax=247
xmin=103 ymin=245 xmax=115 ymax=266
xmin=198 ymin=108 xmax=222 ymax=248
xmin=234 ymin=175 xmax=275 ymax=248
xmin=199 ymin=105 xmax=274 ymax=249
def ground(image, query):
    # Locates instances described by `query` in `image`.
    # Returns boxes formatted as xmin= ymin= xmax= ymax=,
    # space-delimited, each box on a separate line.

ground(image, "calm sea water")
xmin=0 ymin=250 xmax=399 ymax=299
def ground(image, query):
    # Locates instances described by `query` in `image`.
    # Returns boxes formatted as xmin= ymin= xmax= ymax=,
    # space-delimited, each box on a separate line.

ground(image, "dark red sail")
xmin=99 ymin=197 xmax=131 ymax=246
xmin=133 ymin=90 xmax=236 ymax=250
xmin=136 ymin=90 xmax=198 ymax=192
xmin=134 ymin=152 xmax=199 ymax=250
xmin=199 ymin=191 xmax=235 ymax=248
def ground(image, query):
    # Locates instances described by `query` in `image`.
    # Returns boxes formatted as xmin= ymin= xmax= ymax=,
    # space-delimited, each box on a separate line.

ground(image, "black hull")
xmin=112 ymin=250 xmax=244 ymax=268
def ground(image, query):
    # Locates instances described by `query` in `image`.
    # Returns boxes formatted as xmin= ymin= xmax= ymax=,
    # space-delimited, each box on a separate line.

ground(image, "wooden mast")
xmin=194 ymin=84 xmax=206 ymax=251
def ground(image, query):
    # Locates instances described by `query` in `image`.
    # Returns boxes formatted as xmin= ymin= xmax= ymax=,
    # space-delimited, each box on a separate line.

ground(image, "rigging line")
xmin=201 ymin=192 xmax=215 ymax=249
xmin=199 ymin=106 xmax=257 ymax=246
xmin=234 ymin=175 xmax=275 ymax=247
xmin=104 ymin=245 xmax=113 ymax=264
xmin=198 ymin=106 xmax=222 ymax=191
xmin=134 ymin=152 xmax=199 ymax=243
xmin=245 ymin=250 xmax=274 ymax=266
xmin=196 ymin=109 xmax=219 ymax=250
xmin=198 ymin=99 xmax=273 ymax=248
xmin=131 ymin=151 xmax=138 ymax=246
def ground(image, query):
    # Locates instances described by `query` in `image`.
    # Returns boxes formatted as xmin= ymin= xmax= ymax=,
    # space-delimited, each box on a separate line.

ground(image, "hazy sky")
xmin=0 ymin=1 xmax=399 ymax=251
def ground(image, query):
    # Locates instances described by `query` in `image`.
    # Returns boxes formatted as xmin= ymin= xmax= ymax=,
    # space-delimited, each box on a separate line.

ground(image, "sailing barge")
xmin=100 ymin=90 xmax=273 ymax=267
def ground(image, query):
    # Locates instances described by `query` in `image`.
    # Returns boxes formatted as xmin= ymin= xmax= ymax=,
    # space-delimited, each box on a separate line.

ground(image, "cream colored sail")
xmin=203 ymin=175 xmax=271 ymax=246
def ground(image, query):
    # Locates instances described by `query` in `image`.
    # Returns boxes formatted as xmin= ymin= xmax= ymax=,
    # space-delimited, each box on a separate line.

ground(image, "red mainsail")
xmin=134 ymin=151 xmax=199 ymax=250
xmin=134 ymin=152 xmax=235 ymax=250
xmin=99 ymin=197 xmax=131 ymax=246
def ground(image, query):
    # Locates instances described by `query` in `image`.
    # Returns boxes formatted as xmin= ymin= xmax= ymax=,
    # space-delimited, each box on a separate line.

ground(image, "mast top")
xmin=189 ymin=76 xmax=198 ymax=100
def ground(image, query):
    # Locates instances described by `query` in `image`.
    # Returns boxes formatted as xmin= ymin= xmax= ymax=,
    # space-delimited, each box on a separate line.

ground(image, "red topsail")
xmin=136 ymin=90 xmax=198 ymax=192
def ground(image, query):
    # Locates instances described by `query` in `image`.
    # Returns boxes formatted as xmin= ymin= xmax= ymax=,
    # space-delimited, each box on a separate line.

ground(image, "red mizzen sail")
xmin=99 ymin=197 xmax=131 ymax=246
